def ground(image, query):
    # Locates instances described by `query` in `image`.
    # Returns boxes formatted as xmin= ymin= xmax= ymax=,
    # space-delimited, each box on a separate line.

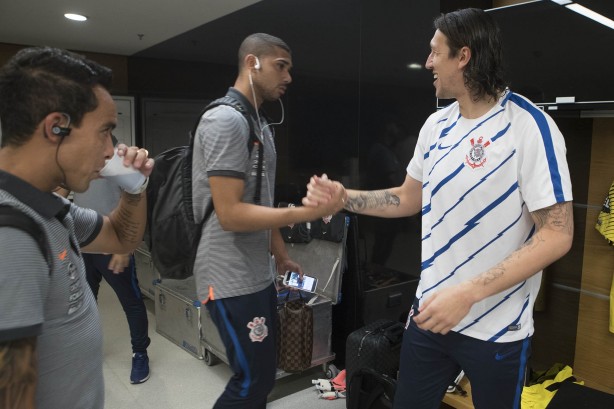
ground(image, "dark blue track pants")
xmin=206 ymin=283 xmax=277 ymax=409
xmin=393 ymin=308 xmax=530 ymax=409
xmin=83 ymin=253 xmax=151 ymax=353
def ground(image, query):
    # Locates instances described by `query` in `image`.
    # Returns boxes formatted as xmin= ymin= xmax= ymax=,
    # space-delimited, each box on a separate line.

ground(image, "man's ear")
xmin=43 ymin=112 xmax=71 ymax=141
xmin=246 ymin=54 xmax=260 ymax=71
xmin=458 ymin=46 xmax=471 ymax=69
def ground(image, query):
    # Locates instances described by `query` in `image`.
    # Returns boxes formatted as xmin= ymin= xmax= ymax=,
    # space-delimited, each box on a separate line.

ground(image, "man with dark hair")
xmin=0 ymin=47 xmax=153 ymax=409
xmin=72 ymin=173 xmax=152 ymax=385
xmin=192 ymin=33 xmax=343 ymax=408
xmin=306 ymin=9 xmax=573 ymax=408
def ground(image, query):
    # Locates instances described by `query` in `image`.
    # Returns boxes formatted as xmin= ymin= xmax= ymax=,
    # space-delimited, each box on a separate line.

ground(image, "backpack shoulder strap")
xmin=0 ymin=206 xmax=52 ymax=273
xmin=192 ymin=95 xmax=265 ymax=205
xmin=191 ymin=96 xmax=258 ymax=153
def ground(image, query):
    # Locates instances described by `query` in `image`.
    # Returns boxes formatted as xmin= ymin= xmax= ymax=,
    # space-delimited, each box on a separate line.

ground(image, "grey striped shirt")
xmin=192 ymin=97 xmax=277 ymax=302
xmin=0 ymin=171 xmax=104 ymax=409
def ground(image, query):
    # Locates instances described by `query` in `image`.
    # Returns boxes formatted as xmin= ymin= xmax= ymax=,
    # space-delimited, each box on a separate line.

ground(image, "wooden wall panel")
xmin=574 ymin=118 xmax=614 ymax=393
xmin=532 ymin=283 xmax=580 ymax=369
xmin=530 ymin=115 xmax=593 ymax=370
xmin=575 ymin=294 xmax=614 ymax=392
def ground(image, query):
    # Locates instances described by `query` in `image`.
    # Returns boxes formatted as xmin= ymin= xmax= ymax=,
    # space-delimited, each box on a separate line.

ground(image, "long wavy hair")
xmin=434 ymin=8 xmax=508 ymax=101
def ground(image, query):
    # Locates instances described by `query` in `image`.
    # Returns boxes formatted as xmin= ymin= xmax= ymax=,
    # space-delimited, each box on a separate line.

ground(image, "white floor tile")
xmin=98 ymin=280 xmax=232 ymax=409
xmin=98 ymin=280 xmax=336 ymax=408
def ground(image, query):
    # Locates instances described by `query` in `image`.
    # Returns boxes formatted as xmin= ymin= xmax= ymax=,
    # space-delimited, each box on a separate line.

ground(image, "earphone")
xmin=249 ymin=56 xmax=261 ymax=86
xmin=247 ymin=54 xmax=285 ymax=138
xmin=51 ymin=113 xmax=72 ymax=137
xmin=51 ymin=125 xmax=71 ymax=137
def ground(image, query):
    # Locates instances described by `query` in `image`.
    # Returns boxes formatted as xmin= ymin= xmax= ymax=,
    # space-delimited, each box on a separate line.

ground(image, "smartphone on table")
xmin=282 ymin=271 xmax=318 ymax=293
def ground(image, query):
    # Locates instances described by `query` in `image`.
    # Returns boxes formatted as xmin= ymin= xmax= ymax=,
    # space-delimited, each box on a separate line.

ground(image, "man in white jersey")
xmin=305 ymin=8 xmax=573 ymax=409
xmin=0 ymin=47 xmax=153 ymax=409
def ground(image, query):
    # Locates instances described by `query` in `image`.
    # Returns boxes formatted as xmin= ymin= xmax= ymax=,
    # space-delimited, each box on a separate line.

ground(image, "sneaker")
xmin=130 ymin=352 xmax=150 ymax=384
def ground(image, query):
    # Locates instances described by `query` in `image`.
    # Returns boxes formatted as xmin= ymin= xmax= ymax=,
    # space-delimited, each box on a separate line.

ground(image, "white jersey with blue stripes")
xmin=407 ymin=90 xmax=572 ymax=342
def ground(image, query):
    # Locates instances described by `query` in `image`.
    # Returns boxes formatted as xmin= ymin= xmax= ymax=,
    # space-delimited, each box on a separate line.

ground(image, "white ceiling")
xmin=0 ymin=0 xmax=260 ymax=55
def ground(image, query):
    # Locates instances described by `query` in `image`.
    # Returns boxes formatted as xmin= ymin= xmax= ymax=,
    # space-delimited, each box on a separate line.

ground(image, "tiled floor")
xmin=97 ymin=280 xmax=341 ymax=408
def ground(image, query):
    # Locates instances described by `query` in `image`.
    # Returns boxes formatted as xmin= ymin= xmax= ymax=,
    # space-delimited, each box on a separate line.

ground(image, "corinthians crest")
xmin=465 ymin=136 xmax=490 ymax=169
xmin=247 ymin=317 xmax=268 ymax=342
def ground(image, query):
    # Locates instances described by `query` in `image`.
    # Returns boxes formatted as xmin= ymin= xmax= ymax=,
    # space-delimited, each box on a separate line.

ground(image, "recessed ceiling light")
xmin=407 ymin=63 xmax=422 ymax=70
xmin=64 ymin=13 xmax=88 ymax=22
xmin=551 ymin=0 xmax=572 ymax=5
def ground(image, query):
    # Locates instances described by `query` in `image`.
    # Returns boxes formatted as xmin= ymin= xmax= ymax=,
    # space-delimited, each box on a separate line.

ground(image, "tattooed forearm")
xmin=472 ymin=266 xmax=505 ymax=286
xmin=0 ymin=338 xmax=37 ymax=409
xmin=114 ymin=193 xmax=144 ymax=244
xmin=346 ymin=190 xmax=400 ymax=212
xmin=522 ymin=234 xmax=545 ymax=252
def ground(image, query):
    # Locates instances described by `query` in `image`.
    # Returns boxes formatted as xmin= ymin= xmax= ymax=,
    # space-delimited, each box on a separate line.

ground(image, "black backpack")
xmin=347 ymin=367 xmax=397 ymax=409
xmin=144 ymin=95 xmax=263 ymax=280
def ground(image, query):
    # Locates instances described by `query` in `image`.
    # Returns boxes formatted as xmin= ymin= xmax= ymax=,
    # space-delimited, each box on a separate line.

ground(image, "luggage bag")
xmin=134 ymin=241 xmax=160 ymax=300
xmin=154 ymin=276 xmax=204 ymax=359
xmin=345 ymin=319 xmax=404 ymax=382
xmin=347 ymin=367 xmax=396 ymax=409
xmin=201 ymin=214 xmax=349 ymax=378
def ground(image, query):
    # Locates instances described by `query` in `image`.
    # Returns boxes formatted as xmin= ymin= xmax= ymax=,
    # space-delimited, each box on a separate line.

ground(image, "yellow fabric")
xmin=595 ymin=180 xmax=614 ymax=245
xmin=521 ymin=365 xmax=583 ymax=409
xmin=595 ymin=181 xmax=614 ymax=334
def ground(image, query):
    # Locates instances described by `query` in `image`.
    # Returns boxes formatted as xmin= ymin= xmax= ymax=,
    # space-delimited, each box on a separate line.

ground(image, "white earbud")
xmin=254 ymin=56 xmax=261 ymax=70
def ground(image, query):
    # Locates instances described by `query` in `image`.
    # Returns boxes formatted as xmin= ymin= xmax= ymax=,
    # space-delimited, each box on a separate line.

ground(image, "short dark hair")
xmin=0 ymin=47 xmax=113 ymax=147
xmin=434 ymin=8 xmax=507 ymax=101
xmin=237 ymin=33 xmax=291 ymax=68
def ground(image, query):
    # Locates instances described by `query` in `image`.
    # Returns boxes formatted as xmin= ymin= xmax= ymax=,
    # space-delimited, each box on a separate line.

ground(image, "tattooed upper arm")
xmin=531 ymin=201 xmax=573 ymax=234
xmin=0 ymin=337 xmax=37 ymax=409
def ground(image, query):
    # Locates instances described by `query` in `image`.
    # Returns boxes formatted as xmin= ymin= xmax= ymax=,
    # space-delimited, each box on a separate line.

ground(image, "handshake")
xmin=301 ymin=173 xmax=348 ymax=213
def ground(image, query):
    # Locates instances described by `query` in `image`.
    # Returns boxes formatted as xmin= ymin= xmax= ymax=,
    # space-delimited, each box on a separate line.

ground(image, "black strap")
xmin=0 ymin=206 xmax=52 ymax=273
xmin=190 ymin=95 xmax=266 ymax=218
xmin=253 ymin=140 xmax=264 ymax=205
xmin=545 ymin=376 xmax=578 ymax=392
xmin=348 ymin=368 xmax=396 ymax=409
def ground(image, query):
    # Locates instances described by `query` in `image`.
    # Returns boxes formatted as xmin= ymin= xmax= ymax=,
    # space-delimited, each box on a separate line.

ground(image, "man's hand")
xmin=108 ymin=253 xmax=131 ymax=274
xmin=116 ymin=144 xmax=154 ymax=178
xmin=276 ymin=257 xmax=303 ymax=278
xmin=412 ymin=283 xmax=475 ymax=334
xmin=303 ymin=174 xmax=346 ymax=209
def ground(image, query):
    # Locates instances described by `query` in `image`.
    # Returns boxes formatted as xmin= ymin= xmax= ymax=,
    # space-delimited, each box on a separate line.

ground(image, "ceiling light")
xmin=566 ymin=3 xmax=614 ymax=30
xmin=551 ymin=0 xmax=572 ymax=5
xmin=64 ymin=13 xmax=88 ymax=22
xmin=407 ymin=63 xmax=422 ymax=70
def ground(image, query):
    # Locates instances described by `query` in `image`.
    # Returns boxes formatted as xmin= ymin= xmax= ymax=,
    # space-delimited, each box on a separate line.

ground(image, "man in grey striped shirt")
xmin=0 ymin=47 xmax=153 ymax=409
xmin=192 ymin=33 xmax=344 ymax=408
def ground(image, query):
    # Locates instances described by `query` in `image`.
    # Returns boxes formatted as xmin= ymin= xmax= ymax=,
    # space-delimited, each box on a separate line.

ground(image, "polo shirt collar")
xmin=0 ymin=170 xmax=67 ymax=219
xmin=226 ymin=87 xmax=259 ymax=120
